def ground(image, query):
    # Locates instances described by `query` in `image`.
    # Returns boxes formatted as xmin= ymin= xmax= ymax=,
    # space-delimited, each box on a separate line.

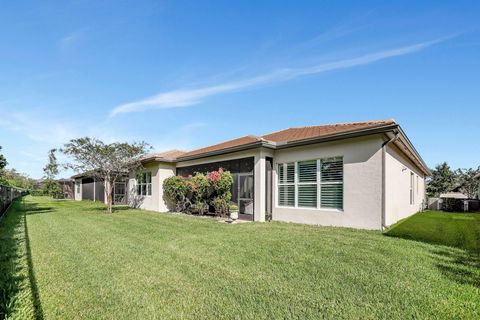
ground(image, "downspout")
xmin=381 ymin=130 xmax=399 ymax=230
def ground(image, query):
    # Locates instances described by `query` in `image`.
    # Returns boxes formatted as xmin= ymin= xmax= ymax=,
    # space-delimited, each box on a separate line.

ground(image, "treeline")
xmin=427 ymin=162 xmax=480 ymax=199
xmin=0 ymin=146 xmax=36 ymax=189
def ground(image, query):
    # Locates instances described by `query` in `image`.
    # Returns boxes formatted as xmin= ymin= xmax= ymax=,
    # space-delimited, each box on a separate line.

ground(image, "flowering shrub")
xmin=163 ymin=168 xmax=233 ymax=216
xmin=163 ymin=176 xmax=189 ymax=212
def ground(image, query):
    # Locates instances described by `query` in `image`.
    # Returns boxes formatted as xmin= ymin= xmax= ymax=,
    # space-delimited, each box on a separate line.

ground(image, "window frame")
xmin=276 ymin=157 xmax=344 ymax=211
xmin=137 ymin=171 xmax=152 ymax=197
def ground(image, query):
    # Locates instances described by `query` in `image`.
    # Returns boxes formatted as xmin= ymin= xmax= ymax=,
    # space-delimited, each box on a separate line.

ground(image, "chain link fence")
xmin=0 ymin=184 xmax=27 ymax=218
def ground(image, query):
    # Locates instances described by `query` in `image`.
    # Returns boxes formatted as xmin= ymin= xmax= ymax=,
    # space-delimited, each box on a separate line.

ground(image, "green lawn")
xmin=1 ymin=197 xmax=479 ymax=319
xmin=385 ymin=210 xmax=480 ymax=254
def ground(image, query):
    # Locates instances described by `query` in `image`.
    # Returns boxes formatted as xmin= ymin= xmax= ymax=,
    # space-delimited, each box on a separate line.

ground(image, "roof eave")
xmin=175 ymin=141 xmax=275 ymax=162
xmin=275 ymin=124 xmax=399 ymax=149
xmin=395 ymin=126 xmax=431 ymax=176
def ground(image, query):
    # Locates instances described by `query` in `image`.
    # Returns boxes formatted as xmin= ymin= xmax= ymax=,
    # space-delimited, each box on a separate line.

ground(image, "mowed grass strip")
xmin=385 ymin=210 xmax=480 ymax=254
xmin=1 ymin=196 xmax=479 ymax=319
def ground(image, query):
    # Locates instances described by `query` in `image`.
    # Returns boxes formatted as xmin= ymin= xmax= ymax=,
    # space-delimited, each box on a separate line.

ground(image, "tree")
xmin=0 ymin=145 xmax=7 ymax=173
xmin=457 ymin=167 xmax=480 ymax=199
xmin=43 ymin=179 xmax=62 ymax=198
xmin=61 ymin=137 xmax=150 ymax=213
xmin=0 ymin=145 xmax=7 ymax=185
xmin=42 ymin=149 xmax=61 ymax=197
xmin=43 ymin=149 xmax=59 ymax=179
xmin=426 ymin=162 xmax=457 ymax=197
xmin=0 ymin=168 xmax=35 ymax=189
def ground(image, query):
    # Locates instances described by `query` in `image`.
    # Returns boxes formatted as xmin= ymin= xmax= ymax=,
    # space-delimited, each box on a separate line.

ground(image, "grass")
xmin=1 ymin=196 xmax=479 ymax=319
xmin=385 ymin=210 xmax=480 ymax=254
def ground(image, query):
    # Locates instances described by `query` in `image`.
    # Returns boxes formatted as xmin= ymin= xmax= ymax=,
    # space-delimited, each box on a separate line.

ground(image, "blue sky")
xmin=1 ymin=1 xmax=479 ymax=178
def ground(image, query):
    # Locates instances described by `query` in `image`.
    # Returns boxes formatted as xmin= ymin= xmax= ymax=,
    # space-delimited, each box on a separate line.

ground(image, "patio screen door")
xmin=238 ymin=174 xmax=254 ymax=215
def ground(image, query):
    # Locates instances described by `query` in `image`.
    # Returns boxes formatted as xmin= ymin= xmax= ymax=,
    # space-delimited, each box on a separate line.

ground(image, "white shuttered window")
xmin=277 ymin=157 xmax=343 ymax=210
xmin=278 ymin=163 xmax=295 ymax=207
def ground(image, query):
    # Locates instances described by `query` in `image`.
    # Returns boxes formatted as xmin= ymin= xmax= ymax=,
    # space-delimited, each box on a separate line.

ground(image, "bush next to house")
xmin=163 ymin=169 xmax=233 ymax=216
xmin=163 ymin=175 xmax=189 ymax=212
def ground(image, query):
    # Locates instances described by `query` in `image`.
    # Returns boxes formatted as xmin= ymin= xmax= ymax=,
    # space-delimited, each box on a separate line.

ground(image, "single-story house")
xmin=119 ymin=119 xmax=429 ymax=230
xmin=72 ymin=173 xmax=127 ymax=205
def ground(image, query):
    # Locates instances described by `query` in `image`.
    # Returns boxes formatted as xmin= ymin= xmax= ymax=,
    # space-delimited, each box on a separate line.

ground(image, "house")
xmin=476 ymin=173 xmax=480 ymax=199
xmin=122 ymin=119 xmax=429 ymax=230
xmin=72 ymin=173 xmax=127 ymax=205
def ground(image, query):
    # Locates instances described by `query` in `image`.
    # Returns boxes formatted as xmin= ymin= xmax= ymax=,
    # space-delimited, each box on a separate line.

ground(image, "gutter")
xmin=381 ymin=130 xmax=399 ymax=230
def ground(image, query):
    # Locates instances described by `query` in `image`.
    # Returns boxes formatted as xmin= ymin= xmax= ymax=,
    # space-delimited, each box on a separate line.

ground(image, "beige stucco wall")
xmin=128 ymin=162 xmax=176 ymax=212
xmin=384 ymin=144 xmax=425 ymax=226
xmin=272 ymin=135 xmax=384 ymax=230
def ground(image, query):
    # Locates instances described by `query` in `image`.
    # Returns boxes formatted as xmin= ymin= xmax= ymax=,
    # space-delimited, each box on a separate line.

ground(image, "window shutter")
xmin=279 ymin=185 xmax=295 ymax=206
xmin=298 ymin=160 xmax=317 ymax=182
xmin=321 ymin=158 xmax=343 ymax=182
xmin=320 ymin=184 xmax=343 ymax=209
xmin=298 ymin=184 xmax=317 ymax=207
xmin=278 ymin=163 xmax=295 ymax=207
xmin=298 ymin=160 xmax=317 ymax=208
xmin=320 ymin=158 xmax=343 ymax=209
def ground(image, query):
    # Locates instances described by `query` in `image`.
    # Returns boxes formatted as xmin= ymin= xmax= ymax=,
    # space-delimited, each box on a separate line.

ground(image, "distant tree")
xmin=42 ymin=149 xmax=61 ymax=197
xmin=42 ymin=179 xmax=61 ymax=198
xmin=426 ymin=162 xmax=457 ymax=197
xmin=0 ymin=145 xmax=7 ymax=173
xmin=456 ymin=167 xmax=480 ymax=199
xmin=61 ymin=137 xmax=150 ymax=213
xmin=0 ymin=169 xmax=35 ymax=189
xmin=43 ymin=149 xmax=59 ymax=179
xmin=0 ymin=145 xmax=8 ymax=185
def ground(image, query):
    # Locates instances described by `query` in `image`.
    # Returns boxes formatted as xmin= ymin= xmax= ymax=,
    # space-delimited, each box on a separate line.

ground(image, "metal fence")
xmin=0 ymin=184 xmax=26 ymax=218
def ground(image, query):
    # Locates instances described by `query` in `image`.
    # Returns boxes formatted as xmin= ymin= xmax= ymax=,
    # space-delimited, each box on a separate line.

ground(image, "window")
xmin=137 ymin=172 xmax=152 ymax=196
xmin=410 ymin=172 xmax=414 ymax=205
xmin=320 ymin=158 xmax=344 ymax=209
xmin=416 ymin=175 xmax=419 ymax=195
xmin=277 ymin=157 xmax=343 ymax=210
xmin=298 ymin=160 xmax=317 ymax=208
xmin=278 ymin=163 xmax=295 ymax=207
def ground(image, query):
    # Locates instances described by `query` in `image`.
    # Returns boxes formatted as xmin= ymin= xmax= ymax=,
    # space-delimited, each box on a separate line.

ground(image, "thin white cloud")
xmin=60 ymin=29 xmax=87 ymax=51
xmin=110 ymin=37 xmax=449 ymax=117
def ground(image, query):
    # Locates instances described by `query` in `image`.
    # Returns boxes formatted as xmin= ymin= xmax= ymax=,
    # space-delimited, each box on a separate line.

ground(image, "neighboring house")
xmin=439 ymin=192 xmax=468 ymax=199
xmin=72 ymin=173 xmax=128 ymax=205
xmin=121 ymin=119 xmax=429 ymax=230
xmin=476 ymin=173 xmax=480 ymax=199
xmin=58 ymin=178 xmax=75 ymax=199
xmin=32 ymin=178 xmax=75 ymax=199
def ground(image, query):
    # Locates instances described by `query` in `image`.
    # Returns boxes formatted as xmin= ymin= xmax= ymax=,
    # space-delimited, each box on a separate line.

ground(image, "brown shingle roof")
xmin=261 ymin=119 xmax=396 ymax=143
xmin=179 ymin=135 xmax=264 ymax=158
xmin=149 ymin=120 xmax=396 ymax=161
xmin=142 ymin=149 xmax=186 ymax=162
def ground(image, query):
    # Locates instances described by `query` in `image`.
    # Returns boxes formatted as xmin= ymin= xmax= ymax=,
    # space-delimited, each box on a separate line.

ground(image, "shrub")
xmin=442 ymin=198 xmax=464 ymax=212
xmin=29 ymin=189 xmax=45 ymax=196
xmin=211 ymin=195 xmax=230 ymax=217
xmin=229 ymin=203 xmax=239 ymax=212
xmin=43 ymin=179 xmax=62 ymax=198
xmin=163 ymin=169 xmax=234 ymax=216
xmin=163 ymin=176 xmax=189 ymax=212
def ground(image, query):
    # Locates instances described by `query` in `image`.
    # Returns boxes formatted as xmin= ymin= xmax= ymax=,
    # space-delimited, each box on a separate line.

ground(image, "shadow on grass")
xmin=24 ymin=212 xmax=44 ymax=319
xmin=430 ymin=248 xmax=480 ymax=289
xmin=385 ymin=212 xmax=480 ymax=289
xmin=0 ymin=198 xmax=44 ymax=319
xmin=90 ymin=205 xmax=131 ymax=212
